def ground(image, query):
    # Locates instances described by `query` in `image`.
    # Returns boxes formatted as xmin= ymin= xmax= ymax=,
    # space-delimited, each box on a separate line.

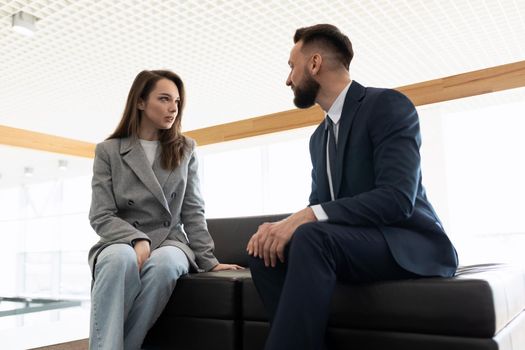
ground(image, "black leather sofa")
xmin=144 ymin=214 xmax=525 ymax=350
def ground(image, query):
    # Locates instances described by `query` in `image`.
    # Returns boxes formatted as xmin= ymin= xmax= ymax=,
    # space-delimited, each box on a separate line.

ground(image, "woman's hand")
xmin=211 ymin=263 xmax=244 ymax=271
xmin=133 ymin=240 xmax=151 ymax=271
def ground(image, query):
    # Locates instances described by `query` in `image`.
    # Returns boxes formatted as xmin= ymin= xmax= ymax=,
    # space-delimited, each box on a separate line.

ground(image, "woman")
xmin=88 ymin=70 xmax=241 ymax=350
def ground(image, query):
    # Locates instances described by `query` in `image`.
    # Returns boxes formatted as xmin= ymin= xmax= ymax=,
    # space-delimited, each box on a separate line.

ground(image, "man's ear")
xmin=310 ymin=53 xmax=323 ymax=75
xmin=137 ymin=99 xmax=145 ymax=110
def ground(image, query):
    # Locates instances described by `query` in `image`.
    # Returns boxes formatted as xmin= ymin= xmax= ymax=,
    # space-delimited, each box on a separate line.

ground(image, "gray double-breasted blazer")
xmin=88 ymin=136 xmax=219 ymax=278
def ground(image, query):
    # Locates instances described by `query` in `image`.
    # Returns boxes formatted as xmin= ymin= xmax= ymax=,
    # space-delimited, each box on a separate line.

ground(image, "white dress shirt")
xmin=311 ymin=81 xmax=352 ymax=221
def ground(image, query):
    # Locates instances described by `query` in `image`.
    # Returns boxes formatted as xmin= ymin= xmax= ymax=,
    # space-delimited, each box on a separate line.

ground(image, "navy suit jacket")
xmin=309 ymin=81 xmax=458 ymax=277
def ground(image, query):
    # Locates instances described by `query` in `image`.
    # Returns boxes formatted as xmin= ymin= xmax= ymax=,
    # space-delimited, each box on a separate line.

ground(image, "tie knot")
xmin=325 ymin=116 xmax=334 ymax=129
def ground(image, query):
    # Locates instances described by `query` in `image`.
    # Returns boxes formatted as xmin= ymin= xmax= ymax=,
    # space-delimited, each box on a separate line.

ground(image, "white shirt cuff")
xmin=311 ymin=204 xmax=329 ymax=222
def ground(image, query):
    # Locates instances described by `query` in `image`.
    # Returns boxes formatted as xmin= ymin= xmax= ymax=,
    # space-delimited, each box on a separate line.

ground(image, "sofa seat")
xmin=144 ymin=270 xmax=251 ymax=350
xmin=144 ymin=214 xmax=525 ymax=350
xmin=242 ymin=263 xmax=525 ymax=350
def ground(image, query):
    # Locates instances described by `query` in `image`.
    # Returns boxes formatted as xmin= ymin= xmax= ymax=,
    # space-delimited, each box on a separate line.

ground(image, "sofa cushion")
xmin=207 ymin=214 xmax=289 ymax=267
xmin=162 ymin=270 xmax=250 ymax=319
xmin=242 ymin=264 xmax=525 ymax=338
xmin=145 ymin=316 xmax=238 ymax=350
xmin=242 ymin=318 xmax=525 ymax=350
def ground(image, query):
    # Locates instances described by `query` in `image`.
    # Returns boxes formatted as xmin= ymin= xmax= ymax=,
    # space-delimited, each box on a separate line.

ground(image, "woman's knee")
xmin=148 ymin=247 xmax=189 ymax=280
xmin=96 ymin=244 xmax=137 ymax=270
xmin=94 ymin=244 xmax=138 ymax=280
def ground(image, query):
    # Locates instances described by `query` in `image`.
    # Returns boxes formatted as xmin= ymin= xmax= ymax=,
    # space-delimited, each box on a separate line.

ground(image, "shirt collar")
xmin=325 ymin=81 xmax=352 ymax=127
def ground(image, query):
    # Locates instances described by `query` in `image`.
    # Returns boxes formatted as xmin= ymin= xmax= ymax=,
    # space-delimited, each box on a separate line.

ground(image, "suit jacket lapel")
xmin=334 ymin=81 xmax=366 ymax=198
xmin=120 ymin=137 xmax=171 ymax=213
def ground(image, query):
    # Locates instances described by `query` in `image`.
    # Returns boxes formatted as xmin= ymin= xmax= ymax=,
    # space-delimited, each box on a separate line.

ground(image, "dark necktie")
xmin=326 ymin=116 xmax=337 ymax=190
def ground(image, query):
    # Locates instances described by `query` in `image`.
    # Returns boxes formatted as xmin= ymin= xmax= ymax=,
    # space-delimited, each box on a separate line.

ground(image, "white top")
xmin=311 ymin=81 xmax=352 ymax=222
xmin=139 ymin=139 xmax=160 ymax=166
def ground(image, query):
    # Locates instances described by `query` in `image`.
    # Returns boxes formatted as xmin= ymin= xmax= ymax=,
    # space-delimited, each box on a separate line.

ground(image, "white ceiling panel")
xmin=0 ymin=0 xmax=524 ymax=142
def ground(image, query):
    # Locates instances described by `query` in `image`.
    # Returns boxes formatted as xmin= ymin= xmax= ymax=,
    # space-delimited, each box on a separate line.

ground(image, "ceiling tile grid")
xmin=0 ymin=0 xmax=524 ymax=143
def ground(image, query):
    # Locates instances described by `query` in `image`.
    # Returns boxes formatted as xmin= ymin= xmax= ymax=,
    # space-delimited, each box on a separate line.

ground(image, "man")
xmin=247 ymin=24 xmax=458 ymax=350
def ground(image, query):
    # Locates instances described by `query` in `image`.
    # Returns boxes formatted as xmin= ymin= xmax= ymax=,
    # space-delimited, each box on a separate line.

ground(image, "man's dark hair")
xmin=294 ymin=24 xmax=353 ymax=70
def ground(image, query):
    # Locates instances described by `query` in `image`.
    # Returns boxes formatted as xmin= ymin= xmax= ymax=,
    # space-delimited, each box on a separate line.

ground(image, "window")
xmin=197 ymin=87 xmax=525 ymax=266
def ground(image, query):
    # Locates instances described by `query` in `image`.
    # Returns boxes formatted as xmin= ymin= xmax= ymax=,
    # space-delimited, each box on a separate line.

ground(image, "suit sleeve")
xmin=181 ymin=140 xmax=219 ymax=271
xmin=321 ymin=89 xmax=421 ymax=226
xmin=308 ymin=166 xmax=319 ymax=206
xmin=308 ymin=129 xmax=322 ymax=206
xmin=89 ymin=143 xmax=151 ymax=245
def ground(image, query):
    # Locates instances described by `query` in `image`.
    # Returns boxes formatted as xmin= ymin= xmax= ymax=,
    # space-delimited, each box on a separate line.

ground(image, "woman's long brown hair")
xmin=108 ymin=70 xmax=188 ymax=170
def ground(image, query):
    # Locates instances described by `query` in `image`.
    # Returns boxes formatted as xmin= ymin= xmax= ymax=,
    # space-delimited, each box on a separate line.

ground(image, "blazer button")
xmin=171 ymin=192 xmax=176 ymax=199
xmin=163 ymin=221 xmax=171 ymax=227
xmin=132 ymin=221 xmax=140 ymax=228
xmin=128 ymin=200 xmax=134 ymax=206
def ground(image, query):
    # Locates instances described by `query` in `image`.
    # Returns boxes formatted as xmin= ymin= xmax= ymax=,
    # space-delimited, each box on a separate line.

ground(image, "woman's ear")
xmin=137 ymin=99 xmax=145 ymax=110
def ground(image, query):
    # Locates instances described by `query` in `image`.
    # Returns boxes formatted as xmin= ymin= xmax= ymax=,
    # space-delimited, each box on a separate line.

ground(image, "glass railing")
xmin=0 ymin=297 xmax=81 ymax=317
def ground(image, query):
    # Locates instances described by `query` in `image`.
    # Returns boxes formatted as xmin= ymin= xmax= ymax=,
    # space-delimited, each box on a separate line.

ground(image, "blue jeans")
xmin=89 ymin=244 xmax=189 ymax=350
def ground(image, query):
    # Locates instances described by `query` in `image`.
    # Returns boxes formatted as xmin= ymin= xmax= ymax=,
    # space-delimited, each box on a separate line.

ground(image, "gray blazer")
xmin=88 ymin=136 xmax=218 ymax=277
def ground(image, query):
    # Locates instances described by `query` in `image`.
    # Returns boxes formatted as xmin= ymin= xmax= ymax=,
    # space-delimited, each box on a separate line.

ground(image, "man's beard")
xmin=293 ymin=70 xmax=320 ymax=109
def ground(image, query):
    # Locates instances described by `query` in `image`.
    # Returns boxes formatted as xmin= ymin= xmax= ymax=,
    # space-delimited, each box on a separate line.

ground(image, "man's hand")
xmin=133 ymin=240 xmax=151 ymax=271
xmin=211 ymin=263 xmax=244 ymax=271
xmin=246 ymin=207 xmax=317 ymax=267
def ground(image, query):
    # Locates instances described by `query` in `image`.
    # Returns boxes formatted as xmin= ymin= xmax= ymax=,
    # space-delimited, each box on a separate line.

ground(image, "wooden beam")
xmin=0 ymin=125 xmax=95 ymax=158
xmin=189 ymin=60 xmax=525 ymax=146
xmin=397 ymin=60 xmax=525 ymax=106
xmin=1 ymin=60 xmax=524 ymax=153
xmin=184 ymin=106 xmax=323 ymax=145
